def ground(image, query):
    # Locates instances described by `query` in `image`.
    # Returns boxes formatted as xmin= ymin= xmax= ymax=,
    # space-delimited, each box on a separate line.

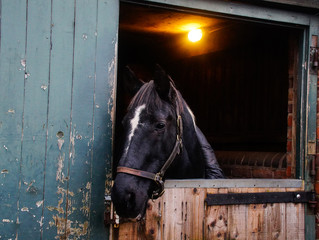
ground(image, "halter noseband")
xmin=117 ymin=99 xmax=183 ymax=199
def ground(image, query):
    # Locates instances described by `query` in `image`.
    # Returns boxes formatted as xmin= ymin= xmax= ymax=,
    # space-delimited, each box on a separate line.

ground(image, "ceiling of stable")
xmin=120 ymin=3 xmax=230 ymax=35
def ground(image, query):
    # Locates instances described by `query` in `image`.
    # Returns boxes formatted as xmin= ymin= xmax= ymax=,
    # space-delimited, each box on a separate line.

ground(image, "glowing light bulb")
xmin=188 ymin=29 xmax=202 ymax=42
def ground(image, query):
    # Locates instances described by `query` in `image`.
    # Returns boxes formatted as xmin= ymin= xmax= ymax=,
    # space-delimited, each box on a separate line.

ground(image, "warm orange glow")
xmin=188 ymin=29 xmax=202 ymax=42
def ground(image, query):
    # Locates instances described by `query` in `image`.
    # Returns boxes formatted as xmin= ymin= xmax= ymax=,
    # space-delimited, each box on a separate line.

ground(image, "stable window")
xmin=115 ymin=1 xmax=304 ymax=180
xmin=110 ymin=1 xmax=318 ymax=239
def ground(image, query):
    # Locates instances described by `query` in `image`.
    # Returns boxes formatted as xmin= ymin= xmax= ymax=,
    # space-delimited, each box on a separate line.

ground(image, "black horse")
xmin=111 ymin=65 xmax=224 ymax=219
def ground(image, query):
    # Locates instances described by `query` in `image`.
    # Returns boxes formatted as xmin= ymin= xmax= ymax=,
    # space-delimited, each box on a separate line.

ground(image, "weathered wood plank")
xmin=145 ymin=198 xmax=162 ymax=239
xmin=162 ymin=188 xmax=179 ymax=239
xmin=286 ymin=188 xmax=305 ymax=240
xmin=261 ymin=0 xmax=319 ymax=9
xmin=114 ymin=186 xmax=306 ymax=240
xmin=90 ymin=0 xmax=119 ymax=238
xmin=185 ymin=187 xmax=206 ymax=239
xmin=205 ymin=188 xmax=228 ymax=239
xmin=247 ymin=188 xmax=267 ymax=240
xmin=117 ymin=221 xmax=139 ymax=240
xmin=41 ymin=0 xmax=75 ymax=239
xmin=141 ymin=0 xmax=311 ymax=25
xmin=227 ymin=188 xmax=248 ymax=240
xmin=0 ymin=0 xmax=27 ymax=239
xmin=17 ymin=0 xmax=51 ymax=237
xmin=65 ymin=0 xmax=98 ymax=238
xmin=263 ymin=188 xmax=286 ymax=240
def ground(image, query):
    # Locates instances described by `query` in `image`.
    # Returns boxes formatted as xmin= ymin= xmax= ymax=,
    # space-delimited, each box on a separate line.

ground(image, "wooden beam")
xmin=260 ymin=0 xmax=319 ymax=9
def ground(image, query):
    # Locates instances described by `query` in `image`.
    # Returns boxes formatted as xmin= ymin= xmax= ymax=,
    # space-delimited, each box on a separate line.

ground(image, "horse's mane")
xmin=128 ymin=79 xmax=184 ymax=114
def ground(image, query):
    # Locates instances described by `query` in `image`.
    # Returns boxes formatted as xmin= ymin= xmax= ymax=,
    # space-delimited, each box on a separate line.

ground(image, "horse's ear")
xmin=121 ymin=66 xmax=144 ymax=96
xmin=153 ymin=64 xmax=171 ymax=100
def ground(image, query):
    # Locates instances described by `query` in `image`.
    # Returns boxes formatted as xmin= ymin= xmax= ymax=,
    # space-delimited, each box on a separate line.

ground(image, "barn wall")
xmin=0 ymin=0 xmax=118 ymax=239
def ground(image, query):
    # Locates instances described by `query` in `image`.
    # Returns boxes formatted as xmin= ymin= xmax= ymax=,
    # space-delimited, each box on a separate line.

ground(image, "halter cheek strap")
xmin=117 ymin=99 xmax=183 ymax=199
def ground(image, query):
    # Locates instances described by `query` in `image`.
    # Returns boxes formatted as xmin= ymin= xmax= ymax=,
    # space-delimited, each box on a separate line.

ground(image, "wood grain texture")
xmin=227 ymin=188 xmax=248 ymax=240
xmin=42 ymin=1 xmax=75 ymax=238
xmin=90 ymin=0 xmax=119 ymax=238
xmin=0 ymin=0 xmax=118 ymax=239
xmin=0 ymin=1 xmax=27 ymax=239
xmin=205 ymin=188 xmax=228 ymax=240
xmin=115 ymin=186 xmax=305 ymax=240
xmin=65 ymin=0 xmax=98 ymax=238
xmin=286 ymin=188 xmax=305 ymax=240
xmin=17 ymin=0 xmax=51 ymax=238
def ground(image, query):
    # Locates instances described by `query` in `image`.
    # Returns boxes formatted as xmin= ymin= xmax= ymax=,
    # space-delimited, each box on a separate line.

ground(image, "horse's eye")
xmin=155 ymin=122 xmax=166 ymax=130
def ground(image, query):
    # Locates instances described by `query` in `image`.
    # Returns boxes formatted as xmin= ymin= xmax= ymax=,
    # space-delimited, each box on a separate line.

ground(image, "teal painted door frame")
xmin=0 ymin=0 xmax=119 ymax=239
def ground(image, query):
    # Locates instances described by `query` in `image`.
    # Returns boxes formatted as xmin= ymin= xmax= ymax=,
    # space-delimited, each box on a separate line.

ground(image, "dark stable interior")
xmin=115 ymin=2 xmax=302 ymax=178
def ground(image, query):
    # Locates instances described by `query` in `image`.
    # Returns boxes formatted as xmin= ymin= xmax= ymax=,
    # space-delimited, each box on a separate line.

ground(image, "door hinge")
xmin=205 ymin=191 xmax=316 ymax=209
xmin=308 ymin=141 xmax=316 ymax=155
xmin=310 ymin=47 xmax=319 ymax=74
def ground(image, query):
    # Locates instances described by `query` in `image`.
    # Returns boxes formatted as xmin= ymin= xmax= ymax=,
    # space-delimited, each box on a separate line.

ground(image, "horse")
xmin=111 ymin=65 xmax=224 ymax=219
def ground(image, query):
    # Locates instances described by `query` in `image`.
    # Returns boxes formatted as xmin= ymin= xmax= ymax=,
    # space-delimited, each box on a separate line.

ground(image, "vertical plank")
xmin=0 ymin=0 xmax=26 ymax=239
xmin=117 ymin=222 xmax=139 ymax=240
xmin=145 ymin=198 xmax=162 ymax=239
xmin=90 ymin=0 xmax=119 ymax=238
xmin=183 ymin=187 xmax=206 ymax=239
xmin=227 ymin=188 xmax=248 ymax=240
xmin=265 ymin=203 xmax=286 ymax=240
xmin=42 ymin=0 xmax=75 ymax=239
xmin=247 ymin=188 xmax=267 ymax=240
xmin=17 ymin=0 xmax=51 ymax=238
xmin=162 ymin=188 xmax=179 ymax=239
xmin=264 ymin=188 xmax=286 ymax=240
xmin=173 ymin=188 xmax=184 ymax=240
xmin=205 ymin=188 xmax=228 ymax=239
xmin=286 ymin=188 xmax=305 ymax=240
xmin=65 ymin=0 xmax=97 ymax=238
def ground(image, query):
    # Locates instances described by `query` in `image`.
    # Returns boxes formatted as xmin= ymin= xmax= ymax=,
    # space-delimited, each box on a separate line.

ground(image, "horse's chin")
xmin=120 ymin=212 xmax=144 ymax=223
xmin=111 ymin=183 xmax=150 ymax=220
xmin=115 ymin=200 xmax=148 ymax=222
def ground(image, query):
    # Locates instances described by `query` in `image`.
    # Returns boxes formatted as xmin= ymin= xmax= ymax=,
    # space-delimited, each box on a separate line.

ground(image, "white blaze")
xmin=124 ymin=104 xmax=146 ymax=155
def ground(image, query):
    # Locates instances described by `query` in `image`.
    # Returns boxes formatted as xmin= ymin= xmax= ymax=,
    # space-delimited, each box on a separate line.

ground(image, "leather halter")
xmin=117 ymin=98 xmax=183 ymax=199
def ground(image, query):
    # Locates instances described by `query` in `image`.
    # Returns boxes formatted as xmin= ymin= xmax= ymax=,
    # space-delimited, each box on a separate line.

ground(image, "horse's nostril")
xmin=126 ymin=192 xmax=135 ymax=204
xmin=125 ymin=191 xmax=136 ymax=211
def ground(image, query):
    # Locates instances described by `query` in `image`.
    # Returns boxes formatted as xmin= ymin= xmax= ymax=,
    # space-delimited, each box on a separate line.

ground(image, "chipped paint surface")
xmin=57 ymin=138 xmax=64 ymax=151
xmin=0 ymin=1 xmax=119 ymax=238
xmin=20 ymin=59 xmax=26 ymax=68
xmin=69 ymin=129 xmax=75 ymax=161
xmin=48 ymin=185 xmax=91 ymax=239
xmin=56 ymin=154 xmax=65 ymax=183
xmin=36 ymin=200 xmax=43 ymax=208
xmin=2 ymin=219 xmax=12 ymax=223
xmin=41 ymin=84 xmax=48 ymax=91
xmin=21 ymin=207 xmax=29 ymax=212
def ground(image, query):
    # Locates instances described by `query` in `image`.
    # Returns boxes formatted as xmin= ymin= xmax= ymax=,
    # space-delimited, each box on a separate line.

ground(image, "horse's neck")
xmin=165 ymin=111 xmax=205 ymax=179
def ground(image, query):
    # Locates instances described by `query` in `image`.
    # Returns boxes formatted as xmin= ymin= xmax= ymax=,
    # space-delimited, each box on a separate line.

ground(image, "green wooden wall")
xmin=0 ymin=0 xmax=118 ymax=239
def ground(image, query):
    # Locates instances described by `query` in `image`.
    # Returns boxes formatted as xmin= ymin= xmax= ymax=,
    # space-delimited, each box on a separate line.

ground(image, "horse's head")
xmin=111 ymin=65 xmax=183 ymax=219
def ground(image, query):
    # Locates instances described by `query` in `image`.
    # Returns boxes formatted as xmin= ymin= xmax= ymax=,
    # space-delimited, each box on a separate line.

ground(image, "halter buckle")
xmin=154 ymin=172 xmax=162 ymax=182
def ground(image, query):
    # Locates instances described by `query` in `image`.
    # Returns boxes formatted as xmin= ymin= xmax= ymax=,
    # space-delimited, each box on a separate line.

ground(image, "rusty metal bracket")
xmin=104 ymin=194 xmax=119 ymax=228
xmin=310 ymin=47 xmax=319 ymax=74
xmin=205 ymin=191 xmax=316 ymax=207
